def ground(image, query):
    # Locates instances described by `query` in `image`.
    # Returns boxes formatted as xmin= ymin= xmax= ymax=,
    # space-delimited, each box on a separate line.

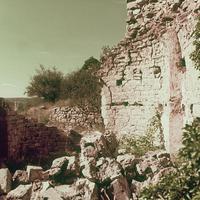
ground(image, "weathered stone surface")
xmin=48 ymin=156 xmax=79 ymax=178
xmin=98 ymin=0 xmax=200 ymax=155
xmin=0 ymin=168 xmax=12 ymax=194
xmin=27 ymin=166 xmax=43 ymax=182
xmin=81 ymin=158 xmax=97 ymax=182
xmin=110 ymin=177 xmax=132 ymax=200
xmin=80 ymin=131 xmax=119 ymax=183
xmin=80 ymin=131 xmax=115 ymax=159
xmin=136 ymin=151 xmax=172 ymax=178
xmin=30 ymin=181 xmax=50 ymax=200
xmin=49 ymin=105 xmax=103 ymax=133
xmin=81 ymin=156 xmax=122 ymax=184
xmin=40 ymin=187 xmax=63 ymax=200
xmin=13 ymin=170 xmax=28 ymax=185
xmin=7 ymin=184 xmax=32 ymax=200
xmin=55 ymin=179 xmax=98 ymax=200
xmin=96 ymin=157 xmax=122 ymax=183
xmin=117 ymin=154 xmax=141 ymax=181
xmin=0 ymin=195 xmax=6 ymax=200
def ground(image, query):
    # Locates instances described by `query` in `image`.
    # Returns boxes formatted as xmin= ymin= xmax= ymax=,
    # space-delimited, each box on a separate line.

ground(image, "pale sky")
xmin=0 ymin=0 xmax=126 ymax=98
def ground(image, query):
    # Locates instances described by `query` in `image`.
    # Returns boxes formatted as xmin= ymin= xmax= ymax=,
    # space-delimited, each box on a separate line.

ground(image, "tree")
xmin=61 ymin=57 xmax=102 ymax=111
xmin=26 ymin=65 xmax=64 ymax=102
xmin=81 ymin=56 xmax=101 ymax=72
xmin=191 ymin=17 xmax=200 ymax=71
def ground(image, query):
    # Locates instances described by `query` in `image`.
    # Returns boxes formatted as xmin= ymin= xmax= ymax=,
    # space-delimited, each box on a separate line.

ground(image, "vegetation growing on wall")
xmin=119 ymin=113 xmax=163 ymax=157
xmin=190 ymin=17 xmax=200 ymax=71
xmin=140 ymin=118 xmax=200 ymax=199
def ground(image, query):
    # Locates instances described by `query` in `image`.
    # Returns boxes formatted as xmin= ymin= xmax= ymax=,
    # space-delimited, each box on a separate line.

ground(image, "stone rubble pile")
xmin=0 ymin=131 xmax=174 ymax=200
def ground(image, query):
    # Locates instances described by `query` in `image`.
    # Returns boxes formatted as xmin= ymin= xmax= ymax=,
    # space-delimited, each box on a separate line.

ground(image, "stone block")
xmin=26 ymin=166 xmax=43 ymax=182
xmin=0 ymin=168 xmax=12 ymax=194
xmin=7 ymin=184 xmax=32 ymax=200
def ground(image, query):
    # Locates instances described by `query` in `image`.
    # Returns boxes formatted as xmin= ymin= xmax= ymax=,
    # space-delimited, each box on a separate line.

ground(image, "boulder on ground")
xmin=13 ymin=170 xmax=28 ymax=185
xmin=80 ymin=131 xmax=116 ymax=159
xmin=81 ymin=158 xmax=97 ymax=182
xmin=65 ymin=129 xmax=82 ymax=153
xmin=0 ymin=168 xmax=12 ymax=194
xmin=135 ymin=150 xmax=172 ymax=179
xmin=117 ymin=154 xmax=141 ymax=180
xmin=110 ymin=176 xmax=132 ymax=200
xmin=30 ymin=181 xmax=50 ymax=200
xmin=27 ymin=166 xmax=43 ymax=182
xmin=55 ymin=178 xmax=98 ymax=200
xmin=48 ymin=156 xmax=79 ymax=184
xmin=40 ymin=187 xmax=63 ymax=200
xmin=96 ymin=157 xmax=123 ymax=184
xmin=7 ymin=184 xmax=32 ymax=200
xmin=0 ymin=195 xmax=6 ymax=200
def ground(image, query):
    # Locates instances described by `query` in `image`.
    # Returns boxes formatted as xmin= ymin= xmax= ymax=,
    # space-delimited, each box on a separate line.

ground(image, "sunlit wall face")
xmin=0 ymin=0 xmax=126 ymax=98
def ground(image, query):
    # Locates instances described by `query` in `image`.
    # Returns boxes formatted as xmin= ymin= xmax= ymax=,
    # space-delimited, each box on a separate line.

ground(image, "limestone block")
xmin=40 ymin=187 xmax=63 ymax=200
xmin=96 ymin=157 xmax=123 ymax=183
xmin=192 ymin=104 xmax=200 ymax=117
xmin=7 ymin=184 xmax=32 ymax=200
xmin=54 ymin=179 xmax=98 ymax=200
xmin=110 ymin=177 xmax=132 ymax=200
xmin=0 ymin=168 xmax=12 ymax=194
xmin=117 ymin=154 xmax=141 ymax=179
xmin=13 ymin=170 xmax=28 ymax=185
xmin=26 ymin=166 xmax=43 ymax=182
xmin=48 ymin=156 xmax=79 ymax=182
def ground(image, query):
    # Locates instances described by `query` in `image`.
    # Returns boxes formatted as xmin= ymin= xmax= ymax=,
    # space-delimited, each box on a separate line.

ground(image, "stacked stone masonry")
xmin=99 ymin=0 xmax=200 ymax=154
xmin=5 ymin=110 xmax=66 ymax=163
xmin=49 ymin=106 xmax=104 ymax=132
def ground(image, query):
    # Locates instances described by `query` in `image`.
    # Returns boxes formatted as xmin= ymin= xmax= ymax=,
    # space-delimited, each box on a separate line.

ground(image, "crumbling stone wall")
xmin=6 ymin=110 xmax=66 ymax=163
xmin=49 ymin=106 xmax=104 ymax=132
xmin=99 ymin=0 xmax=199 ymax=154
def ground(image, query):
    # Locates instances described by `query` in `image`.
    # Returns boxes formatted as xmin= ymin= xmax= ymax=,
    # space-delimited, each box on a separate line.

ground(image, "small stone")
xmin=7 ymin=184 xmax=32 ymax=200
xmin=26 ymin=166 xmax=43 ymax=182
xmin=41 ymin=187 xmax=63 ymax=200
xmin=110 ymin=177 xmax=132 ymax=200
xmin=0 ymin=168 xmax=12 ymax=194
xmin=13 ymin=170 xmax=28 ymax=185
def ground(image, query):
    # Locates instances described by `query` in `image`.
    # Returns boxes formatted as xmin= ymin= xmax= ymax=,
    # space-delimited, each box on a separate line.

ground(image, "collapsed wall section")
xmin=99 ymin=0 xmax=199 ymax=154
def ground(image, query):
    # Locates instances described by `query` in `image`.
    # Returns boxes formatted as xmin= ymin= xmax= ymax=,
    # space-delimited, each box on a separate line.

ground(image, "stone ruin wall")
xmin=49 ymin=106 xmax=104 ymax=132
xmin=6 ymin=111 xmax=66 ymax=163
xmin=99 ymin=0 xmax=200 ymax=154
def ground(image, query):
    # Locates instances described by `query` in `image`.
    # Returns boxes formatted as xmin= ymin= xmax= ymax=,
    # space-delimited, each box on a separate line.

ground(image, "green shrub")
xmin=25 ymin=57 xmax=102 ymax=112
xmin=61 ymin=69 xmax=102 ymax=111
xmin=26 ymin=65 xmax=64 ymax=102
xmin=140 ymin=118 xmax=200 ymax=199
xmin=119 ymin=113 xmax=163 ymax=157
xmin=61 ymin=57 xmax=102 ymax=112
xmin=119 ymin=134 xmax=159 ymax=157
xmin=190 ymin=17 xmax=200 ymax=71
